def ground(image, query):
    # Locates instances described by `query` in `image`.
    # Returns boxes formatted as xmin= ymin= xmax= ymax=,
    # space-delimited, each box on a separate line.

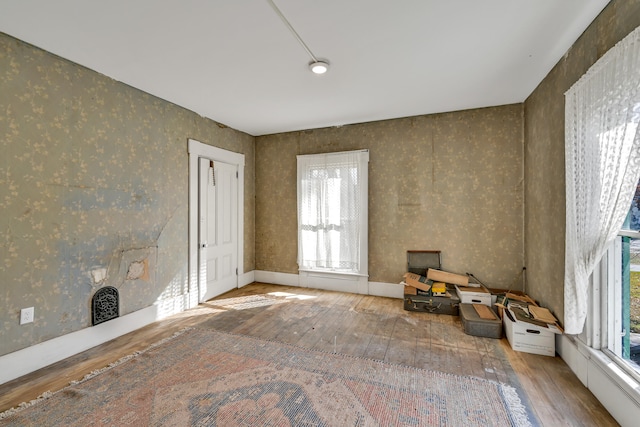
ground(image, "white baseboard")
xmin=368 ymin=281 xmax=404 ymax=299
xmin=0 ymin=292 xmax=195 ymax=386
xmin=253 ymin=270 xmax=402 ymax=299
xmin=239 ymin=270 xmax=255 ymax=288
xmin=0 ymin=274 xmax=400 ymax=386
xmin=255 ymin=270 xmax=300 ymax=287
xmin=557 ymin=334 xmax=640 ymax=426
xmin=299 ymin=270 xmax=368 ymax=294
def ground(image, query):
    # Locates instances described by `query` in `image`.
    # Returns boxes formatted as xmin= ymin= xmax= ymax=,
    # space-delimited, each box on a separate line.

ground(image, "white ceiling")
xmin=0 ymin=0 xmax=610 ymax=136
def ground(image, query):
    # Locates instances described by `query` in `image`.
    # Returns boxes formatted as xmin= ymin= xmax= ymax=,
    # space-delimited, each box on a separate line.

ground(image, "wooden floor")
xmin=0 ymin=283 xmax=618 ymax=426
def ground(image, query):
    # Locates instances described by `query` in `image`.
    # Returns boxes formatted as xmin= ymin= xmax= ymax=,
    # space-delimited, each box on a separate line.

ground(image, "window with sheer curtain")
xmin=564 ymin=25 xmax=640 ymax=335
xmin=297 ymin=150 xmax=368 ymax=276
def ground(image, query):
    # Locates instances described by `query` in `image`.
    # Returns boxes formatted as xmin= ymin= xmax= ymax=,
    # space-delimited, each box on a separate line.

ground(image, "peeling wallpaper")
xmin=256 ymin=106 xmax=525 ymax=288
xmin=524 ymin=0 xmax=640 ymax=325
xmin=0 ymin=33 xmax=255 ymax=357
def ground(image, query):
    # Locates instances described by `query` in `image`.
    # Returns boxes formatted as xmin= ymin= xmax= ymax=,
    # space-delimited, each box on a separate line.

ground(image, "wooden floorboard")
xmin=0 ymin=283 xmax=619 ymax=426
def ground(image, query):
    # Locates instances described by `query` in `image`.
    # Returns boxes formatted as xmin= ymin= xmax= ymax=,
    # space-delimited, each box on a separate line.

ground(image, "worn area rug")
xmin=1 ymin=328 xmax=533 ymax=426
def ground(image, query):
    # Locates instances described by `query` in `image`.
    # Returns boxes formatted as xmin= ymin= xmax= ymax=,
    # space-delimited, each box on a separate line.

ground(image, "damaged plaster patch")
xmin=117 ymin=247 xmax=155 ymax=286
xmin=90 ymin=268 xmax=107 ymax=284
xmin=103 ymin=246 xmax=157 ymax=286
xmin=126 ymin=259 xmax=149 ymax=281
xmin=99 ymin=246 xmax=157 ymax=315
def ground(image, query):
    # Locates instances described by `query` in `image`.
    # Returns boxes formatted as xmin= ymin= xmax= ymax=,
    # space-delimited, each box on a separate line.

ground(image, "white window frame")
xmin=296 ymin=149 xmax=369 ymax=280
xmin=588 ymin=233 xmax=640 ymax=385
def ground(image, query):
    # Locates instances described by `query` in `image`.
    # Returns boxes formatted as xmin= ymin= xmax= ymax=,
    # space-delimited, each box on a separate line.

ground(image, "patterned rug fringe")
xmin=0 ymin=391 xmax=54 ymax=421
xmin=499 ymin=384 xmax=533 ymax=426
xmin=0 ymin=327 xmax=193 ymax=420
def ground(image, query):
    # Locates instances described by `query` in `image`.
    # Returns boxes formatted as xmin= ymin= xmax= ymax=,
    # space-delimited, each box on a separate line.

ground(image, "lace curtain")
xmin=297 ymin=150 xmax=368 ymax=274
xmin=564 ymin=26 xmax=640 ymax=335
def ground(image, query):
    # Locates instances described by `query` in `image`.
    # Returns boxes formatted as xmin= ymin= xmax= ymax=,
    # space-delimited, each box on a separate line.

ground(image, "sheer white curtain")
xmin=297 ymin=150 xmax=368 ymax=275
xmin=564 ymin=26 xmax=640 ymax=335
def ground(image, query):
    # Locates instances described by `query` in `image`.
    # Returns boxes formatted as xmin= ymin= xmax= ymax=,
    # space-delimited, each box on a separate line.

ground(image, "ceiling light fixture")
xmin=267 ymin=0 xmax=330 ymax=75
xmin=309 ymin=60 xmax=329 ymax=74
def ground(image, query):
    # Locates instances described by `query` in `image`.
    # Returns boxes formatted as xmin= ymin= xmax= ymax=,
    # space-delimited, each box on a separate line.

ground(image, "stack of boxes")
xmin=403 ymin=251 xmax=461 ymax=316
xmin=401 ymin=250 xmax=562 ymax=356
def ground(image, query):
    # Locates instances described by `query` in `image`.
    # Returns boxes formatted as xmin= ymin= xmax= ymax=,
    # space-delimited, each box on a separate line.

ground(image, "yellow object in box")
xmin=431 ymin=281 xmax=446 ymax=295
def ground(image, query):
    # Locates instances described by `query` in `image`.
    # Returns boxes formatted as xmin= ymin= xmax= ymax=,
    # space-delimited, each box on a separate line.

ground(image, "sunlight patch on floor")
xmin=207 ymin=294 xmax=290 ymax=310
xmin=169 ymin=305 xmax=227 ymax=319
xmin=268 ymin=291 xmax=317 ymax=300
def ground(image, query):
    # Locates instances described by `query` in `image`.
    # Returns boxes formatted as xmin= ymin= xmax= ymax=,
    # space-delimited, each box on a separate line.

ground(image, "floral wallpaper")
xmin=524 ymin=0 xmax=640 ymax=325
xmin=0 ymin=33 xmax=255 ymax=357
xmin=256 ymin=106 xmax=525 ymax=288
xmin=4 ymin=0 xmax=634 ymax=359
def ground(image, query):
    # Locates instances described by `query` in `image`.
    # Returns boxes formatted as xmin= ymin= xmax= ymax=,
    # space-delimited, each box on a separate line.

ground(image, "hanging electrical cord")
xmin=266 ymin=0 xmax=330 ymax=74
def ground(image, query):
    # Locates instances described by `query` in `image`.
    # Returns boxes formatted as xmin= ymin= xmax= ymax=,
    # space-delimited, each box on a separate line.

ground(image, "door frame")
xmin=188 ymin=138 xmax=244 ymax=305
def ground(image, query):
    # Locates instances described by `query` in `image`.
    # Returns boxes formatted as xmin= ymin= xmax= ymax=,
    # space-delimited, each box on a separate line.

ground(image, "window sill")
xmin=568 ymin=335 xmax=640 ymax=406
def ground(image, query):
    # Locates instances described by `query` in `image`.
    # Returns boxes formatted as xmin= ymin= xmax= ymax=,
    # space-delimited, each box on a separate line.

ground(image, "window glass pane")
xmin=628 ymin=178 xmax=640 ymax=353
xmin=622 ymin=179 xmax=640 ymax=231
xmin=606 ymin=180 xmax=640 ymax=377
xmin=617 ymin=236 xmax=640 ymax=372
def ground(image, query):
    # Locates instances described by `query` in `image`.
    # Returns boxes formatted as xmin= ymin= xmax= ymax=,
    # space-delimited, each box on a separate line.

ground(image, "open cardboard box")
xmin=455 ymin=284 xmax=492 ymax=306
xmin=503 ymin=307 xmax=562 ymax=356
xmin=496 ymin=292 xmax=563 ymax=356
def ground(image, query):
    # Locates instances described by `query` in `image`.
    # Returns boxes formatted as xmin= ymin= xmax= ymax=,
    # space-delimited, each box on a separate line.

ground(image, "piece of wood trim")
xmin=427 ymin=269 xmax=469 ymax=286
xmin=473 ymin=304 xmax=497 ymax=320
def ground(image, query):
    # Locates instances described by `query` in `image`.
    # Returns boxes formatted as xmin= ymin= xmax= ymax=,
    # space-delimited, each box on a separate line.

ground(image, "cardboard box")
xmin=494 ymin=291 xmax=537 ymax=320
xmin=503 ymin=308 xmax=561 ymax=356
xmin=404 ymin=285 xmax=418 ymax=295
xmin=455 ymin=284 xmax=492 ymax=306
xmin=505 ymin=291 xmax=537 ymax=305
xmin=403 ymin=272 xmax=432 ymax=293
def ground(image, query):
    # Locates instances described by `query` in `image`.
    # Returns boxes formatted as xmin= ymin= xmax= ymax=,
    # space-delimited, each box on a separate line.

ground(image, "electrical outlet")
xmin=20 ymin=307 xmax=34 ymax=325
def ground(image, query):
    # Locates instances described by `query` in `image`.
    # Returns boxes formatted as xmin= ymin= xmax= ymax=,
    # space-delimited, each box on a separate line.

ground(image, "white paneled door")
xmin=199 ymin=157 xmax=238 ymax=301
